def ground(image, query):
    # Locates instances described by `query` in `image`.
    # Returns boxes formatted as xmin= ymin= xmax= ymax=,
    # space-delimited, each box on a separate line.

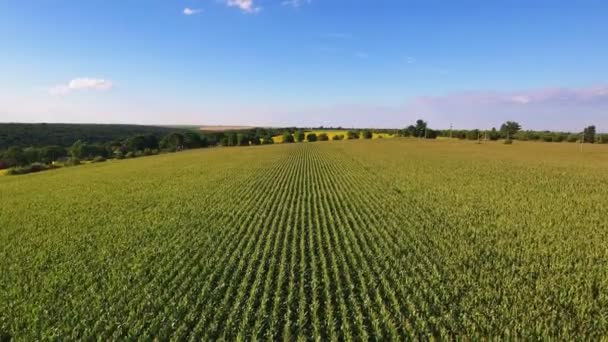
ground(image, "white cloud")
xmin=183 ymin=7 xmax=202 ymax=16
xmin=282 ymin=0 xmax=311 ymax=8
xmin=49 ymin=78 xmax=113 ymax=96
xmin=226 ymin=0 xmax=261 ymax=13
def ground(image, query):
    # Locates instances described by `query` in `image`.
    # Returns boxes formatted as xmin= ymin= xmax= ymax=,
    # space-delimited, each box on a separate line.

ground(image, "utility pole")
xmin=450 ymin=123 xmax=453 ymax=139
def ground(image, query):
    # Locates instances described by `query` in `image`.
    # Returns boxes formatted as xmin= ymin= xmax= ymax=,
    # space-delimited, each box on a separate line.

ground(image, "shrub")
xmin=361 ymin=130 xmax=373 ymax=139
xmin=295 ymin=131 xmax=305 ymax=142
xmin=263 ymin=135 xmax=275 ymax=144
xmin=7 ymin=163 xmax=55 ymax=175
xmin=125 ymin=152 xmax=135 ymax=159
xmin=65 ymin=158 xmax=81 ymax=166
xmin=92 ymin=156 xmax=107 ymax=163
xmin=332 ymin=135 xmax=344 ymax=141
xmin=346 ymin=131 xmax=359 ymax=140
xmin=307 ymin=133 xmax=318 ymax=142
xmin=282 ymin=132 xmax=295 ymax=143
xmin=318 ymin=133 xmax=329 ymax=141
xmin=504 ymin=139 xmax=513 ymax=145
xmin=566 ymin=134 xmax=579 ymax=143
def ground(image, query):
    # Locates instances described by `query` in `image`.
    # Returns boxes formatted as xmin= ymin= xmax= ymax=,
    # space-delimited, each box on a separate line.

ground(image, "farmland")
xmin=1 ymin=139 xmax=608 ymax=339
xmin=271 ymin=130 xmax=395 ymax=143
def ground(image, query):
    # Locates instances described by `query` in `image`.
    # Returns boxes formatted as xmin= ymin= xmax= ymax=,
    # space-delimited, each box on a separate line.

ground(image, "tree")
xmin=500 ymin=121 xmax=522 ymax=139
xmin=402 ymin=125 xmax=416 ymax=137
xmin=318 ymin=133 xmax=329 ymax=141
xmin=488 ymin=128 xmax=500 ymax=141
xmin=183 ymin=132 xmax=203 ymax=148
xmin=160 ymin=133 xmax=185 ymax=150
xmin=466 ymin=129 xmax=480 ymax=140
xmin=414 ymin=120 xmax=428 ymax=138
xmin=124 ymin=135 xmax=149 ymax=152
xmin=250 ymin=135 xmax=262 ymax=146
xmin=39 ymin=146 xmax=67 ymax=163
xmin=307 ymin=133 xmax=318 ymax=142
xmin=1 ymin=147 xmax=27 ymax=167
xmin=226 ymin=133 xmax=237 ymax=147
xmin=282 ymin=132 xmax=295 ymax=143
xmin=236 ymin=133 xmax=250 ymax=146
xmin=70 ymin=140 xmax=85 ymax=159
xmin=583 ymin=125 xmax=596 ymax=143
xmin=361 ymin=130 xmax=373 ymax=139
xmin=295 ymin=131 xmax=305 ymax=142
xmin=346 ymin=131 xmax=359 ymax=140
xmin=263 ymin=135 xmax=275 ymax=144
xmin=23 ymin=147 xmax=41 ymax=164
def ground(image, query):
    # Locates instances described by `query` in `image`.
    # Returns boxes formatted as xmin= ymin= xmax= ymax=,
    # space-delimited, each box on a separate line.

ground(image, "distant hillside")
xmin=199 ymin=125 xmax=255 ymax=132
xmin=0 ymin=123 xmax=176 ymax=149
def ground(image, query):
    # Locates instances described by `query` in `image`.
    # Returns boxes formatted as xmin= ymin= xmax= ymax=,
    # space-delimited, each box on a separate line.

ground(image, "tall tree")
xmin=295 ymin=131 xmax=306 ymax=142
xmin=414 ymin=119 xmax=428 ymax=138
xmin=1 ymin=147 xmax=27 ymax=167
xmin=70 ymin=140 xmax=85 ymax=159
xmin=282 ymin=132 xmax=295 ymax=143
xmin=583 ymin=125 xmax=596 ymax=143
xmin=500 ymin=121 xmax=522 ymax=138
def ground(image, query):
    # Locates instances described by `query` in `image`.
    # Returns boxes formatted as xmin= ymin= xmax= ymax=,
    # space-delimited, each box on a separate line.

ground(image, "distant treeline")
xmin=3 ymin=122 xmax=608 ymax=175
xmin=0 ymin=125 xmax=290 ymax=174
xmin=397 ymin=120 xmax=608 ymax=143
xmin=0 ymin=123 xmax=179 ymax=149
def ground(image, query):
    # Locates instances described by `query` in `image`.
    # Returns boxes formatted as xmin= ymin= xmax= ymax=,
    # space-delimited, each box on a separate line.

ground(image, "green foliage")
xmin=346 ymin=130 xmax=359 ymax=139
xmin=466 ymin=129 xmax=480 ymax=140
xmin=92 ymin=156 xmax=107 ymax=163
xmin=504 ymin=139 xmax=513 ymax=145
xmin=306 ymin=133 xmax=318 ymax=142
xmin=160 ymin=133 xmax=185 ymax=151
xmin=282 ymin=132 xmax=295 ymax=143
xmin=0 ymin=123 xmax=176 ymax=149
xmin=488 ymin=128 xmax=501 ymax=141
xmin=584 ymin=125 xmax=596 ymax=143
xmin=65 ymin=157 xmax=81 ymax=166
xmin=318 ymin=133 xmax=329 ymax=141
xmin=295 ymin=130 xmax=305 ymax=142
xmin=1 ymin=146 xmax=27 ymax=167
xmin=6 ymin=162 xmax=55 ymax=175
xmin=332 ymin=134 xmax=344 ymax=141
xmin=361 ymin=130 xmax=373 ymax=139
xmin=262 ymin=135 xmax=275 ymax=144
xmin=500 ymin=121 xmax=522 ymax=138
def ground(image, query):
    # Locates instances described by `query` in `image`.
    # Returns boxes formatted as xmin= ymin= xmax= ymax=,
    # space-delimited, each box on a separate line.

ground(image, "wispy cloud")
xmin=282 ymin=0 xmax=311 ymax=8
xmin=183 ymin=8 xmax=202 ymax=16
xmin=49 ymin=78 xmax=113 ymax=96
xmin=226 ymin=0 xmax=261 ymax=13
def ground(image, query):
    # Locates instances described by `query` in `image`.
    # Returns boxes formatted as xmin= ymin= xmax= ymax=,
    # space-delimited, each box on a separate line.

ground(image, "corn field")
xmin=1 ymin=139 xmax=607 ymax=339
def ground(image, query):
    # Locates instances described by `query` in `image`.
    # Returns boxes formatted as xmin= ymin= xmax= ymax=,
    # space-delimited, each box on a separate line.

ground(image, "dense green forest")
xmin=0 ymin=123 xmax=179 ymax=149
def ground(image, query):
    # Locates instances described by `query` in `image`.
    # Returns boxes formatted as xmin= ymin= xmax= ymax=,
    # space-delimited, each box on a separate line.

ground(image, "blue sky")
xmin=1 ymin=0 xmax=607 ymax=130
